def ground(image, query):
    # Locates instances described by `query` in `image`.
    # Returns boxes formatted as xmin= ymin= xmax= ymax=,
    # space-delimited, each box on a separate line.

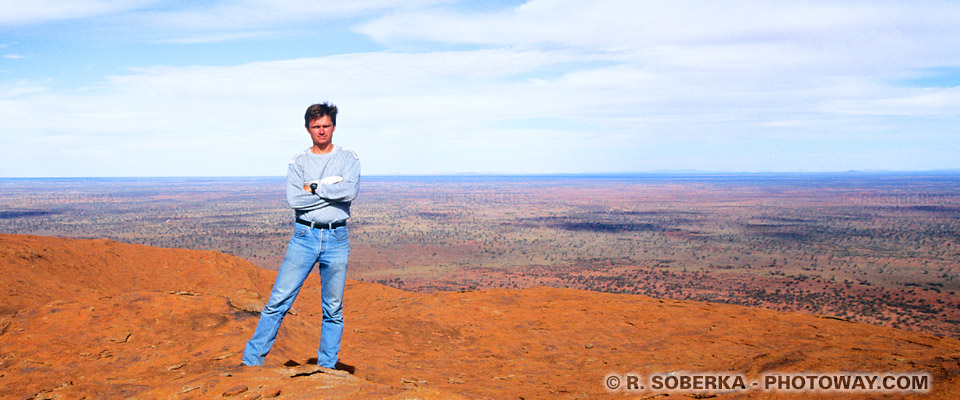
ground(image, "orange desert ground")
xmin=1 ymin=233 xmax=959 ymax=399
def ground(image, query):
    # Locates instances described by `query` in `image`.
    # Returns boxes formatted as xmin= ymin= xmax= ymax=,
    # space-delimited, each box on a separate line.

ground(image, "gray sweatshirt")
xmin=286 ymin=146 xmax=361 ymax=224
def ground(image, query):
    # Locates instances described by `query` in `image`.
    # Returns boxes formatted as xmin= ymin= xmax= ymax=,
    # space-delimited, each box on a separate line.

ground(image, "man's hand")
xmin=320 ymin=175 xmax=343 ymax=184
xmin=303 ymin=180 xmax=320 ymax=192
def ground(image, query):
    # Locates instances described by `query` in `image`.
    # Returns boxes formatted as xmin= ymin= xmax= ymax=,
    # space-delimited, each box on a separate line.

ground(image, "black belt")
xmin=296 ymin=218 xmax=346 ymax=230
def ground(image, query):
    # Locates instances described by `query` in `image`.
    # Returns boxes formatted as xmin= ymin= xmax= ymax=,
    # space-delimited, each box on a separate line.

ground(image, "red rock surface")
xmin=1 ymin=233 xmax=959 ymax=399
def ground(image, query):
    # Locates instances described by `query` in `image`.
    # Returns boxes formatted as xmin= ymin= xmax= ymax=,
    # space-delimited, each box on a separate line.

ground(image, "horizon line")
xmin=2 ymin=168 xmax=960 ymax=179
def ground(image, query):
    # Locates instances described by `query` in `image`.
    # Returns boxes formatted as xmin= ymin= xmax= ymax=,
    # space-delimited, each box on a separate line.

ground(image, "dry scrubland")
xmin=1 ymin=173 xmax=958 ymax=337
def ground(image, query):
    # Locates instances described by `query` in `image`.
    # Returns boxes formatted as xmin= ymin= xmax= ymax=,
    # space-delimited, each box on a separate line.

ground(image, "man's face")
xmin=306 ymin=115 xmax=336 ymax=148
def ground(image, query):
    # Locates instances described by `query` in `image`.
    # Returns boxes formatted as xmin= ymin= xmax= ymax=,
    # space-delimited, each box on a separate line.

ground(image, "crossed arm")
xmin=303 ymin=175 xmax=344 ymax=192
xmin=286 ymin=159 xmax=360 ymax=211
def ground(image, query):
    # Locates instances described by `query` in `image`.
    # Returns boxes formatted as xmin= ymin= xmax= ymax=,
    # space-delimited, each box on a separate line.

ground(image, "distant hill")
xmin=1 ymin=233 xmax=958 ymax=399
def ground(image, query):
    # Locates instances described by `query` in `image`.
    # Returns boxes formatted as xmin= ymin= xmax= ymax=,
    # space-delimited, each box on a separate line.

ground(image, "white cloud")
xmin=0 ymin=48 xmax=608 ymax=175
xmin=2 ymin=1 xmax=960 ymax=175
xmin=3 ymin=54 xmax=24 ymax=59
xmin=0 ymin=80 xmax=48 ymax=97
xmin=358 ymin=0 xmax=960 ymax=73
xmin=153 ymin=31 xmax=281 ymax=44
xmin=823 ymin=87 xmax=960 ymax=116
xmin=356 ymin=0 xmax=960 ymax=122
xmin=0 ymin=0 xmax=155 ymax=26
xmin=134 ymin=0 xmax=460 ymax=31
xmin=3 ymin=41 xmax=958 ymax=176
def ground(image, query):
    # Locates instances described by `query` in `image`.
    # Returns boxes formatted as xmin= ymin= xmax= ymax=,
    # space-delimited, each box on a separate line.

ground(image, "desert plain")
xmin=1 ymin=172 xmax=959 ymax=398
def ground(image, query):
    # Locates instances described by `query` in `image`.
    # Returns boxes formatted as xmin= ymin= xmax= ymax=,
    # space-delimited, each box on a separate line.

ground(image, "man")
xmin=242 ymin=102 xmax=360 ymax=369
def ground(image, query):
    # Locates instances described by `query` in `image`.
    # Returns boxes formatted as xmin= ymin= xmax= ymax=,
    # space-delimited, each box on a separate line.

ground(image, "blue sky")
xmin=1 ymin=0 xmax=959 ymax=177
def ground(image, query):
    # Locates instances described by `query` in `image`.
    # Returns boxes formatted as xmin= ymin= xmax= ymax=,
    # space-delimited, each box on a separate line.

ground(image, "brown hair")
xmin=304 ymin=102 xmax=338 ymax=127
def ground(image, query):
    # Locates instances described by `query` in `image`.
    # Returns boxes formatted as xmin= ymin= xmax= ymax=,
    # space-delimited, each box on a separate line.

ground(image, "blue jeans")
xmin=242 ymin=222 xmax=349 ymax=368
